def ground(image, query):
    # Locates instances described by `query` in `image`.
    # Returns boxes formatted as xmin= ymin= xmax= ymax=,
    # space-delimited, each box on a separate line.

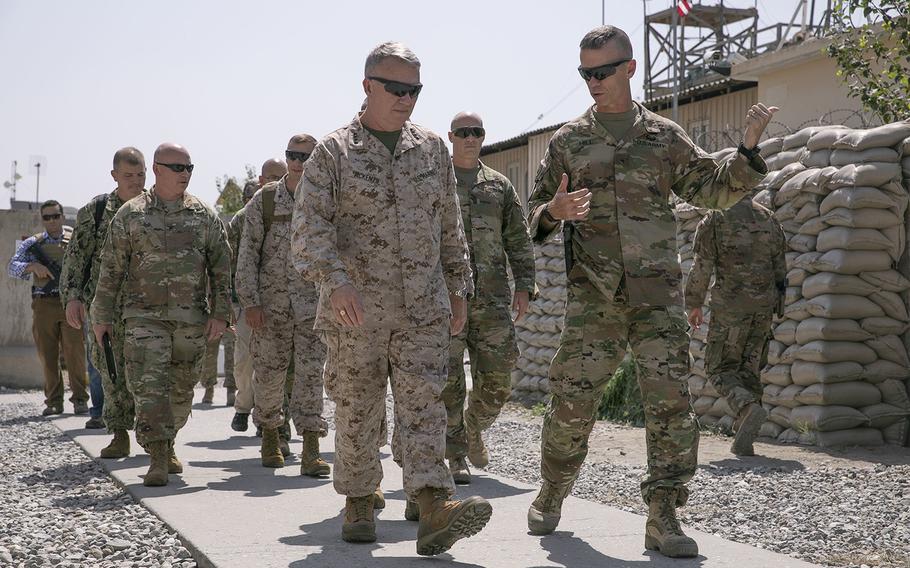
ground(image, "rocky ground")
xmin=0 ymin=388 xmax=197 ymax=568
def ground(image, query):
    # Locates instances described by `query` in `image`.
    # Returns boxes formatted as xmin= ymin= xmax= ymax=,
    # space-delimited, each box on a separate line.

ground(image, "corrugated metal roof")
xmin=480 ymin=122 xmax=564 ymax=155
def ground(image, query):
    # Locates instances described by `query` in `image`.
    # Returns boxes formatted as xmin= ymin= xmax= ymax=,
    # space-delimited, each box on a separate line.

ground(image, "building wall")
xmin=481 ymin=145 xmax=529 ymax=207
xmin=655 ymin=87 xmax=758 ymax=150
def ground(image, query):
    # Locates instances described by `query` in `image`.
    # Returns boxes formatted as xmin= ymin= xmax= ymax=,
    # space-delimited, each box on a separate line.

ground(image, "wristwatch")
xmin=737 ymin=142 xmax=761 ymax=162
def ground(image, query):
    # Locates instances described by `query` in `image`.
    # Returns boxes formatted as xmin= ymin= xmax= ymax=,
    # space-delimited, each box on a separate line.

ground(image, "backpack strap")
xmin=93 ymin=193 xmax=109 ymax=231
xmin=261 ymin=186 xmax=276 ymax=236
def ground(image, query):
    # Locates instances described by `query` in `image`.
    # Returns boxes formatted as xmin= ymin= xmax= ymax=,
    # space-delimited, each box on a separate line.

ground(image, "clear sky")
xmin=1 ymin=0 xmax=799 ymax=210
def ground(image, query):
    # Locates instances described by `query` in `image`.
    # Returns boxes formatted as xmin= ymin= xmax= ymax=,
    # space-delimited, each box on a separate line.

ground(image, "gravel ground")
xmin=0 ymin=390 xmax=197 ymax=568
xmin=481 ymin=405 xmax=910 ymax=568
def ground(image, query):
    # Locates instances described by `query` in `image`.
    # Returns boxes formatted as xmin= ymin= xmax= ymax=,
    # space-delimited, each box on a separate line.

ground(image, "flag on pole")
xmin=677 ymin=0 xmax=692 ymax=18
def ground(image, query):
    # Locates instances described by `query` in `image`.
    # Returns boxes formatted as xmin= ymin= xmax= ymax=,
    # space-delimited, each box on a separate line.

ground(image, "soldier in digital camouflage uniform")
xmin=236 ymin=138 xmax=329 ymax=474
xmin=60 ymin=147 xmax=147 ymax=455
xmin=685 ymin=196 xmax=787 ymax=456
xmin=92 ymin=143 xmax=232 ymax=487
xmin=441 ymin=111 xmax=536 ymax=485
xmin=525 ymin=26 xmax=776 ymax=558
xmin=292 ymin=41 xmax=492 ymax=555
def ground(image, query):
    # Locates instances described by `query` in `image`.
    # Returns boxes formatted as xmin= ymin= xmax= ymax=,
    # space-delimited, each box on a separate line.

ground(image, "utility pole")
xmin=34 ymin=161 xmax=41 ymax=205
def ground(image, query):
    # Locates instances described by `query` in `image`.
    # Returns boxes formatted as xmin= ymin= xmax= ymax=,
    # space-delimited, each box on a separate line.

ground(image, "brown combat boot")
xmin=143 ymin=441 xmax=169 ymax=487
xmin=465 ymin=418 xmax=489 ymax=468
xmin=731 ymin=402 xmax=768 ymax=456
xmin=415 ymin=488 xmax=492 ymax=556
xmin=260 ymin=427 xmax=285 ymax=468
xmin=100 ymin=430 xmax=130 ymax=459
xmin=342 ymin=495 xmax=376 ymax=543
xmin=527 ymin=482 xmax=566 ymax=535
xmin=372 ymin=486 xmax=386 ymax=510
xmin=299 ymin=431 xmax=330 ymax=477
xmin=167 ymin=441 xmax=183 ymax=474
xmin=645 ymin=487 xmax=698 ymax=558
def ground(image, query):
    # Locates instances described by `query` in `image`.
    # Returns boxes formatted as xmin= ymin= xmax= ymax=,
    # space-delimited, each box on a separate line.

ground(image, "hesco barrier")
xmin=510 ymin=120 xmax=910 ymax=447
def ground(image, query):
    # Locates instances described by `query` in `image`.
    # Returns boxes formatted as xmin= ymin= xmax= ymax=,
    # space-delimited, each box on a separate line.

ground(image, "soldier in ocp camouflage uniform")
xmin=60 ymin=147 xmax=147 ymax=456
xmin=236 ymin=137 xmax=329 ymax=474
xmin=525 ymin=26 xmax=776 ymax=558
xmin=685 ymin=196 xmax=787 ymax=456
xmin=441 ymin=111 xmax=536 ymax=484
xmin=92 ymin=143 xmax=232 ymax=488
xmin=292 ymin=42 xmax=492 ymax=555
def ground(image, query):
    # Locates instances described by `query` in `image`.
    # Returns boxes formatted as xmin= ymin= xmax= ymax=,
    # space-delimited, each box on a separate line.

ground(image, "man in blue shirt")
xmin=8 ymin=200 xmax=89 ymax=416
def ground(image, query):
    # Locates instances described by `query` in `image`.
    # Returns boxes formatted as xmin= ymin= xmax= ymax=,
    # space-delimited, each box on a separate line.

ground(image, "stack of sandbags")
xmin=510 ymin=235 xmax=566 ymax=406
xmin=760 ymin=122 xmax=910 ymax=447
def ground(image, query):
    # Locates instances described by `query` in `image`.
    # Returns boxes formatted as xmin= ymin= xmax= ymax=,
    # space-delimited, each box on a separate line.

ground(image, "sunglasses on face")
xmin=367 ymin=76 xmax=423 ymax=98
xmin=453 ymin=126 xmax=486 ymax=139
xmin=42 ymin=213 xmax=62 ymax=221
xmin=155 ymin=162 xmax=195 ymax=173
xmin=577 ymin=58 xmax=632 ymax=82
xmin=285 ymin=151 xmax=311 ymax=162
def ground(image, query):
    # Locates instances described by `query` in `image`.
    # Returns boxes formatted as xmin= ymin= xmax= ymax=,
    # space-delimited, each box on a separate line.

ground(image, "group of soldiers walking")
xmin=8 ymin=25 xmax=786 ymax=559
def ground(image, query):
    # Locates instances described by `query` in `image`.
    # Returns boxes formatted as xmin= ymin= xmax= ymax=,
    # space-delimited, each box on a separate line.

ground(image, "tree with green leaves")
xmin=827 ymin=0 xmax=910 ymax=123
xmin=215 ymin=164 xmax=257 ymax=215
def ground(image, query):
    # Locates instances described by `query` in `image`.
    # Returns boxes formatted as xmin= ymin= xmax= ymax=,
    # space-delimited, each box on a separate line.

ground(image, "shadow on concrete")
xmin=700 ymin=456 xmax=806 ymax=474
xmin=124 ymin=475 xmax=206 ymax=497
xmin=281 ymin=510 xmax=486 ymax=568
xmin=377 ymin=474 xmax=533 ymax=506
xmin=184 ymin=435 xmax=262 ymax=451
xmin=189 ymin=457 xmax=331 ymax=497
xmin=535 ymin=531 xmax=706 ymax=568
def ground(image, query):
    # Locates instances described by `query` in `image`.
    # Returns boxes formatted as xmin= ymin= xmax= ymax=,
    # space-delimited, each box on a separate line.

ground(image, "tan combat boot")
xmin=100 ymin=430 xmax=130 ymax=459
xmin=260 ymin=427 xmax=285 ymax=468
xmin=372 ymin=486 xmax=386 ymax=510
xmin=415 ymin=488 xmax=492 ymax=556
xmin=299 ymin=431 xmax=331 ymax=477
xmin=449 ymin=457 xmax=471 ymax=485
xmin=465 ymin=418 xmax=489 ymax=468
xmin=645 ymin=487 xmax=698 ymax=558
xmin=731 ymin=402 xmax=768 ymax=456
xmin=167 ymin=441 xmax=183 ymax=474
xmin=143 ymin=441 xmax=169 ymax=487
xmin=342 ymin=495 xmax=376 ymax=543
xmin=527 ymin=482 xmax=567 ymax=535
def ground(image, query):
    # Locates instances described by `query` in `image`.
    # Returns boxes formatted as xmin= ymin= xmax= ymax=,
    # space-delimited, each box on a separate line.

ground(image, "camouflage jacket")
xmin=227 ymin=206 xmax=246 ymax=282
xmin=59 ymin=189 xmax=145 ymax=307
xmin=527 ymin=102 xmax=768 ymax=307
xmin=90 ymin=188 xmax=233 ymax=325
xmin=685 ymin=198 xmax=787 ymax=313
xmin=292 ymin=115 xmax=472 ymax=330
xmin=457 ymin=161 xmax=536 ymax=304
xmin=236 ymin=176 xmax=318 ymax=318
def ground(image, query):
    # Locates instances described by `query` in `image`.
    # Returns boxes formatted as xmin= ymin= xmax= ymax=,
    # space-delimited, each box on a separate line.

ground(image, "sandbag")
xmin=759 ymin=136 xmax=784 ymax=156
xmin=784 ymin=126 xmax=827 ymax=150
xmin=767 ymin=340 xmax=786 ymax=365
xmin=759 ymin=421 xmax=785 ymax=439
xmin=764 ymin=162 xmax=807 ymax=191
xmin=829 ymin=147 xmax=900 ymax=166
xmin=795 ymin=381 xmax=882 ymax=406
xmin=780 ymin=344 xmax=801 ymax=364
xmin=810 ymin=250 xmax=892 ymax=274
xmin=788 ymin=234 xmax=816 ymax=253
xmin=761 ymin=364 xmax=792 ymax=386
xmin=790 ymin=405 xmax=869 ymax=431
xmin=860 ymin=317 xmax=908 ymax=336
xmin=866 ymin=335 xmax=910 ymax=367
xmin=805 ymin=127 xmax=852 ymax=151
xmin=785 ymin=286 xmax=802 ymax=306
xmin=796 ymin=216 xmax=828 ymax=236
xmin=787 ymin=268 xmax=808 ymax=287
xmin=868 ymin=291 xmax=910 ymax=322
xmin=802 ymin=273 xmax=877 ymax=299
xmin=864 ymin=360 xmax=910 ymax=384
xmin=820 ymin=187 xmax=899 ymax=215
xmin=776 ymin=169 xmax=819 ymax=205
xmin=693 ymin=395 xmax=716 ymax=416
xmin=880 ymin=225 xmax=905 ymax=261
xmin=792 ymin=252 xmax=823 ymax=272
xmin=805 ymin=294 xmax=884 ymax=319
xmin=762 ymin=384 xmax=784 ymax=405
xmin=774 ymin=200 xmax=799 ymax=222
xmin=814 ymin=428 xmax=883 ymax=447
xmin=784 ymin=299 xmax=811 ymax=321
xmin=777 ymin=428 xmax=804 ymax=444
xmin=783 ymin=219 xmax=806 ymax=235
xmin=773 ymin=320 xmax=798 ymax=344
xmin=815 ymin=227 xmax=893 ymax=252
xmin=698 ymin=414 xmax=720 ymax=427
xmin=687 ymin=374 xmax=707 ymax=397
xmin=802 ymin=150 xmax=831 ymax=169
xmin=878 ymin=379 xmax=910 ymax=409
xmin=882 ymin=419 xmax=909 ymax=445
xmin=767 ymin=149 xmax=807 ymax=172
xmin=794 ymin=340 xmax=878 ymax=364
xmin=861 ymin=403 xmax=909 ymax=428
xmin=776 ymin=384 xmax=806 ymax=408
xmin=753 ymin=189 xmax=774 ymax=209
xmin=832 ymin=121 xmax=910 ymax=151
xmin=794 ymin=202 xmax=820 ymax=223
xmin=821 ymin=207 xmax=901 ymax=229
xmin=791 ymin=360 xmax=864 ymax=386
xmin=858 ymin=270 xmax=910 ymax=293
xmin=801 ymin=166 xmax=839 ymax=194
xmin=690 ymin=338 xmax=706 ymax=360
xmin=795 ymin=318 xmax=872 ymax=343
xmin=828 ymin=163 xmax=903 ymax=189
xmin=769 ymin=406 xmax=792 ymax=428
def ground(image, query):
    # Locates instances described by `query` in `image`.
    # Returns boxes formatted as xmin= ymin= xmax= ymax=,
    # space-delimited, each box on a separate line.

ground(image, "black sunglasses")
xmin=453 ymin=126 xmax=486 ymax=139
xmin=155 ymin=162 xmax=195 ymax=173
xmin=42 ymin=213 xmax=62 ymax=221
xmin=367 ymin=76 xmax=423 ymax=98
xmin=578 ymin=58 xmax=632 ymax=82
xmin=285 ymin=150 xmax=311 ymax=162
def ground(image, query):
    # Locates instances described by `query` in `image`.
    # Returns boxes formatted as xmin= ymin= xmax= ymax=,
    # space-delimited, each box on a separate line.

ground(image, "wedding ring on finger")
xmin=340 ymin=309 xmax=347 ymax=317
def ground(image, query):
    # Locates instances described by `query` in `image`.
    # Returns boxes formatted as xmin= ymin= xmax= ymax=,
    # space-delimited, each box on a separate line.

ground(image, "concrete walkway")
xmin=20 ymin=389 xmax=820 ymax=568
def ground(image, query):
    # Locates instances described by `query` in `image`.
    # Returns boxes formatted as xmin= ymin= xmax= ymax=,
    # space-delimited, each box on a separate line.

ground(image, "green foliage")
xmin=531 ymin=402 xmax=548 ymax=417
xmin=597 ymin=355 xmax=645 ymax=426
xmin=827 ymin=0 xmax=910 ymax=123
xmin=215 ymin=165 xmax=257 ymax=215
